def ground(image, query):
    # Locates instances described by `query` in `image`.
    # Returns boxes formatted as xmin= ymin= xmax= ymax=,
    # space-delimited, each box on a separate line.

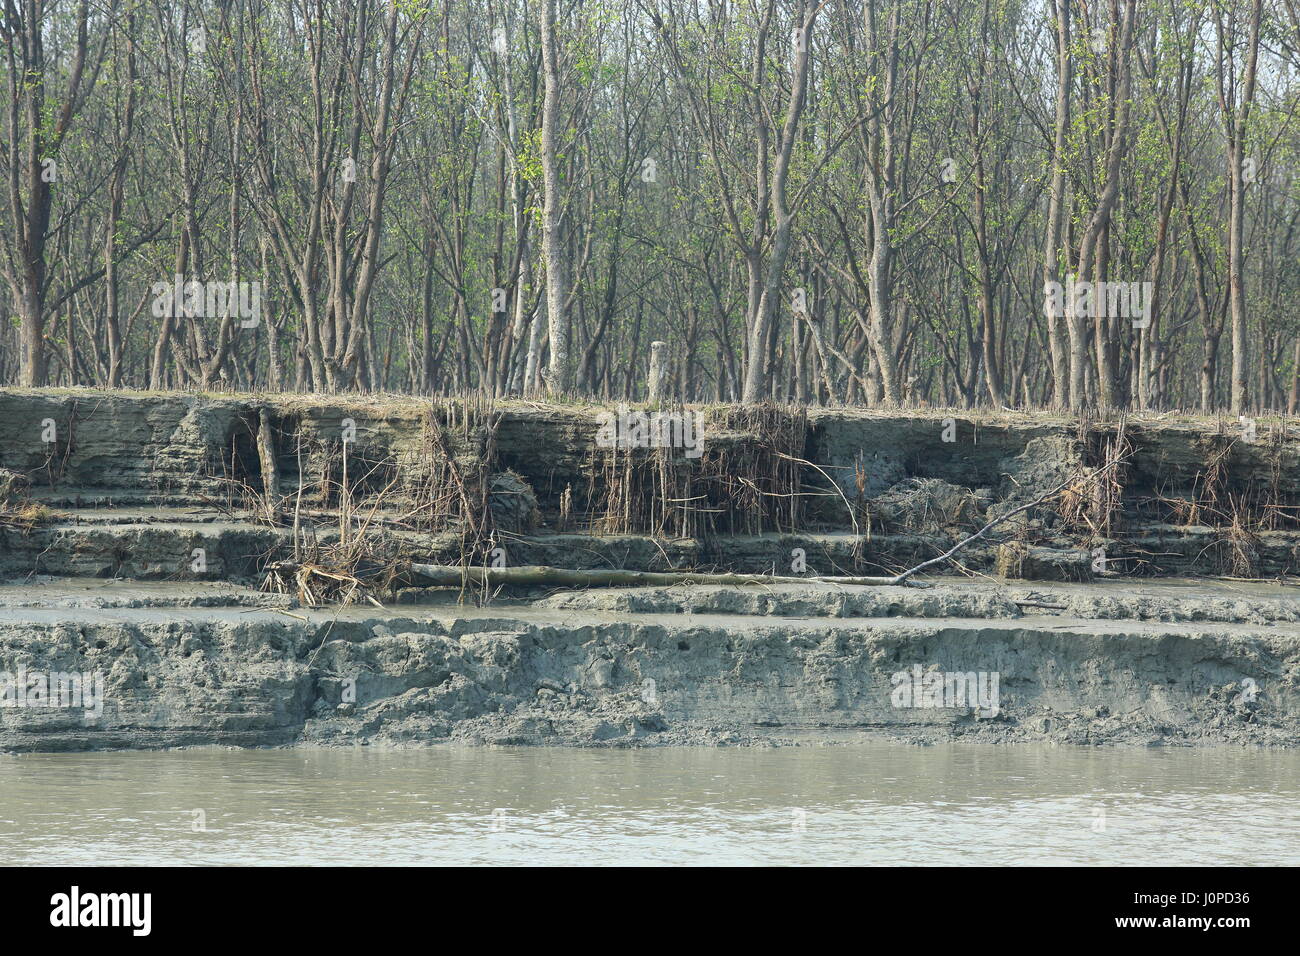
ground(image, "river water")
xmin=2 ymin=744 xmax=1297 ymax=865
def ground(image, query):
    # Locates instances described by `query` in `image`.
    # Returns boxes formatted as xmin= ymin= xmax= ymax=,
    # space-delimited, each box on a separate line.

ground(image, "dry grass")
xmin=0 ymin=500 xmax=53 ymax=533
xmin=261 ymin=467 xmax=408 ymax=608
xmin=1215 ymin=501 xmax=1262 ymax=578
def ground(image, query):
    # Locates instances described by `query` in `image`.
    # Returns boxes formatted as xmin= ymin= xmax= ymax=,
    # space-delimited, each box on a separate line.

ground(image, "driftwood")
xmin=406 ymin=458 xmax=1122 ymax=592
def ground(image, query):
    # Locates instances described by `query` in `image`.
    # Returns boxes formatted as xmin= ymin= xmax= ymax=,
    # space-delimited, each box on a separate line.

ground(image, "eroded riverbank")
xmin=0 ymin=577 xmax=1295 ymax=751
xmin=1 ymin=392 xmax=1297 ymax=753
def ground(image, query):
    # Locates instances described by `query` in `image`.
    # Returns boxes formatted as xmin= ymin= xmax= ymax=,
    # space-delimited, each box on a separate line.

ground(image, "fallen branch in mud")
xmin=406 ymin=563 xmax=908 ymax=589
xmin=1014 ymin=600 xmax=1068 ymax=611
xmin=406 ymin=458 xmax=1126 ymax=592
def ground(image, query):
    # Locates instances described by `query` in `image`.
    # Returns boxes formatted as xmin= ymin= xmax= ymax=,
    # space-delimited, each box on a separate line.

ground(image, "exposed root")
xmin=1214 ymin=498 xmax=1262 ymax=578
xmin=585 ymin=403 xmax=808 ymax=537
xmin=1060 ymin=416 xmax=1129 ymax=537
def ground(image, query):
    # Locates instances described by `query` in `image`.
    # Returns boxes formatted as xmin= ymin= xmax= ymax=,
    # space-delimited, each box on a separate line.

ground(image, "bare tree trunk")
xmin=4 ymin=0 xmax=94 ymax=387
xmin=104 ymin=12 xmax=137 ymax=388
xmin=1043 ymin=0 xmax=1072 ymax=408
xmin=1068 ymin=1 xmax=1135 ymax=410
xmin=150 ymin=229 xmax=190 ymax=391
xmin=1218 ymin=0 xmax=1262 ymax=416
xmin=742 ymin=2 xmax=818 ymax=403
xmin=861 ymin=0 xmax=902 ymax=404
xmin=1288 ymin=338 xmax=1300 ymax=415
xmin=539 ymin=0 xmax=572 ymax=395
xmin=647 ymin=340 xmax=669 ymax=403
xmin=339 ymin=0 xmax=405 ymax=387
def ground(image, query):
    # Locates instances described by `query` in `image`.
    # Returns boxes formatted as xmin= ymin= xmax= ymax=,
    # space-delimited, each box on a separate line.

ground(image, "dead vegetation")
xmin=869 ymin=478 xmax=985 ymax=534
xmin=1140 ymin=421 xmax=1298 ymax=577
xmin=1059 ymin=415 xmax=1130 ymax=539
xmin=1215 ymin=503 xmax=1263 ymax=578
xmin=179 ymin=398 xmax=1300 ymax=603
xmin=585 ymin=404 xmax=809 ymax=537
xmin=202 ymin=398 xmax=512 ymax=607
xmin=0 ymin=468 xmax=52 ymax=533
xmin=0 ymin=499 xmax=50 ymax=534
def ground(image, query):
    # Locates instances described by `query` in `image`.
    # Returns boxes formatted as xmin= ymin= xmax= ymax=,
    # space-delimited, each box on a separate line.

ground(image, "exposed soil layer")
xmin=3 ymin=389 xmax=1299 ymax=581
xmin=2 ymin=391 xmax=1297 ymax=752
xmin=0 ymin=577 xmax=1294 ymax=752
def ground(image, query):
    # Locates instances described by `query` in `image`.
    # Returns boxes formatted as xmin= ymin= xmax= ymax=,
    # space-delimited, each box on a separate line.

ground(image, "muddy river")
xmin=1 ymin=743 xmax=1297 ymax=865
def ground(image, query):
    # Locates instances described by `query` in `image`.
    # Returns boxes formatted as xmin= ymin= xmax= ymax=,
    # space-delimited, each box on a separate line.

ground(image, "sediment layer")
xmin=2 ymin=390 xmax=1297 ymax=752
xmin=0 ymin=578 xmax=1293 ymax=752
xmin=2 ymin=388 xmax=1299 ymax=581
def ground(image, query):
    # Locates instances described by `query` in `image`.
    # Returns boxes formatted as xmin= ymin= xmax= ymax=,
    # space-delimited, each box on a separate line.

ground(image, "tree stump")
xmin=648 ymin=340 xmax=669 ymax=404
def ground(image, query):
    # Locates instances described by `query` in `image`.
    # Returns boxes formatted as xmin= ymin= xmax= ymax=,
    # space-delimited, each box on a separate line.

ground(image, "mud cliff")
xmin=1 ymin=389 xmax=1298 ymax=752
xmin=2 ymin=389 xmax=1298 ymax=581
xmin=0 ymin=578 xmax=1294 ymax=752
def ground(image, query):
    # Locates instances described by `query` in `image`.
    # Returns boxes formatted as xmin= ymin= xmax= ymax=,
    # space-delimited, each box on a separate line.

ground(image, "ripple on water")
xmin=0 ymin=744 xmax=1297 ymax=865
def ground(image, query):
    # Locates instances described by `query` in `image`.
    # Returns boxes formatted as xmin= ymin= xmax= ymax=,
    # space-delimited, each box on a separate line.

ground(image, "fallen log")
xmin=406 ymin=563 xmax=909 ymax=589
